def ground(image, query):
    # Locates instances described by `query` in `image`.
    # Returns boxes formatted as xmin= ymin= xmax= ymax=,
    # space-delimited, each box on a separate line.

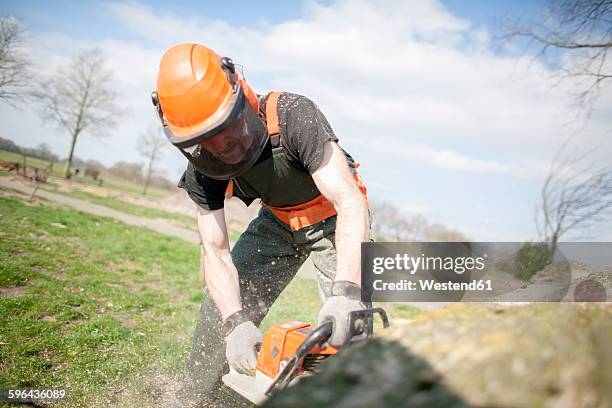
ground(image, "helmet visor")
xmin=179 ymin=99 xmax=267 ymax=180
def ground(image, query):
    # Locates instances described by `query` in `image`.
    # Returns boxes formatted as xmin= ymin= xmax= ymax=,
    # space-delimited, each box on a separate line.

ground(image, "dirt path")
xmin=0 ymin=176 xmax=319 ymax=280
xmin=1 ymin=177 xmax=201 ymax=243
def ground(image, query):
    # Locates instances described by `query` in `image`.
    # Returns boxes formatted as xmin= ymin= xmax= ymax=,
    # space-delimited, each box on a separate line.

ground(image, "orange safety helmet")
xmin=152 ymin=43 xmax=267 ymax=180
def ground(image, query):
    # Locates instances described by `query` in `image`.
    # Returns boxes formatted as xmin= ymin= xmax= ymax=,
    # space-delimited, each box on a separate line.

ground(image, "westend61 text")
xmin=373 ymin=279 xmax=493 ymax=291
xmin=372 ymin=253 xmax=487 ymax=275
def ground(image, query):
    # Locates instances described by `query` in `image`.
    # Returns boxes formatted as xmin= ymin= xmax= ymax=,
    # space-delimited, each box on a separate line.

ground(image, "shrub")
xmin=514 ymin=242 xmax=550 ymax=281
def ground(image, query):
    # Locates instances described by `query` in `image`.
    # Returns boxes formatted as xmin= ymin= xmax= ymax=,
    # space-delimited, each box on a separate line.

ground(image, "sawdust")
xmin=91 ymin=371 xmax=183 ymax=408
xmin=98 ymin=371 xmax=252 ymax=408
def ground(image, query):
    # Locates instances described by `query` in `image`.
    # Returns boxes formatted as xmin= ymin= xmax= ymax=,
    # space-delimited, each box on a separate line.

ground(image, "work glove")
xmin=223 ymin=311 xmax=263 ymax=374
xmin=318 ymin=281 xmax=366 ymax=347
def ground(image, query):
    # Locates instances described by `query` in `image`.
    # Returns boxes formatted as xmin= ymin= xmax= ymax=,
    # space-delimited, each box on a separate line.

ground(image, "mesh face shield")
xmin=153 ymin=83 xmax=268 ymax=180
xmin=178 ymin=99 xmax=268 ymax=180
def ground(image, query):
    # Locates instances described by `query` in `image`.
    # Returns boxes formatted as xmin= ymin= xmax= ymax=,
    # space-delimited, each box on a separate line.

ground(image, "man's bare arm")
xmin=312 ymin=141 xmax=369 ymax=285
xmin=196 ymin=206 xmax=242 ymax=320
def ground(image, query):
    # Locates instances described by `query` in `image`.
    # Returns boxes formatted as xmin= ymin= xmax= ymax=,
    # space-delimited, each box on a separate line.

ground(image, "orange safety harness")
xmin=227 ymin=91 xmax=368 ymax=231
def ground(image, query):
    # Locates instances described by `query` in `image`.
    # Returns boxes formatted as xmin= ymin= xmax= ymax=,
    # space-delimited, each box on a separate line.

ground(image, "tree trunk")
xmin=64 ymin=131 xmax=79 ymax=179
xmin=264 ymin=304 xmax=612 ymax=408
xmin=142 ymin=175 xmax=150 ymax=196
xmin=142 ymin=158 xmax=153 ymax=196
xmin=548 ymin=231 xmax=559 ymax=263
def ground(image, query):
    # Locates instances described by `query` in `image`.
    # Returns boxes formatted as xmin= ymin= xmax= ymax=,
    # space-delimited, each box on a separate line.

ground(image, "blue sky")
xmin=3 ymin=0 xmax=311 ymax=42
xmin=4 ymin=0 xmax=548 ymax=37
xmin=1 ymin=0 xmax=611 ymax=241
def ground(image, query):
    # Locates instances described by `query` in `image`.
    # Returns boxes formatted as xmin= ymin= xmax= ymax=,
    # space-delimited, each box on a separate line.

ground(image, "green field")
xmin=43 ymin=187 xmax=198 ymax=230
xmin=0 ymin=192 xmax=419 ymax=406
xmin=1 ymin=149 xmax=245 ymax=239
xmin=0 ymin=149 xmax=170 ymax=199
xmin=35 ymin=187 xmax=244 ymax=242
xmin=0 ymin=150 xmax=54 ymax=171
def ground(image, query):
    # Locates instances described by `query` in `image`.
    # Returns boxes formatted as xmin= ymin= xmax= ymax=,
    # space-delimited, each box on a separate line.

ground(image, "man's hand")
xmin=223 ymin=311 xmax=263 ymax=374
xmin=317 ymin=281 xmax=366 ymax=347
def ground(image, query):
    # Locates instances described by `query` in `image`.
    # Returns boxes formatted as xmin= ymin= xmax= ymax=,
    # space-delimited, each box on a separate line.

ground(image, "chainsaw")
xmin=222 ymin=308 xmax=390 ymax=405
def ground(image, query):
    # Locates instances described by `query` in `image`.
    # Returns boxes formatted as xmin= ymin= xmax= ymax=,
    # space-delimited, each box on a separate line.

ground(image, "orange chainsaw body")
xmin=256 ymin=321 xmax=338 ymax=379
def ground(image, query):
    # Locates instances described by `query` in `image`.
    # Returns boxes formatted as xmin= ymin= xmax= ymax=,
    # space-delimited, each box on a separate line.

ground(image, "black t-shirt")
xmin=177 ymin=93 xmax=339 ymax=210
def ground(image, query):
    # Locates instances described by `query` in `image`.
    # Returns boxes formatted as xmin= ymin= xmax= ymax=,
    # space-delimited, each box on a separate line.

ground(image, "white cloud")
xmin=96 ymin=0 xmax=611 ymax=170
xmin=348 ymin=136 xmax=513 ymax=174
xmin=399 ymin=203 xmax=430 ymax=215
xmin=3 ymin=0 xmax=612 ymax=240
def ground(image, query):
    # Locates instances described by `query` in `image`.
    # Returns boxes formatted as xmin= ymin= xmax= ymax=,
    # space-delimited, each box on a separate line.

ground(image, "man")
xmin=152 ymin=43 xmax=370 ymax=406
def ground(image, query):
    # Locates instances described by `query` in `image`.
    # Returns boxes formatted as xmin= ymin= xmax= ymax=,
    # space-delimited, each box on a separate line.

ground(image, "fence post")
xmin=29 ymin=182 xmax=39 ymax=200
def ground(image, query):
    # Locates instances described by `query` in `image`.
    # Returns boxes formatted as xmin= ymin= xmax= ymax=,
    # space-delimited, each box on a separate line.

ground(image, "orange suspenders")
xmin=228 ymin=91 xmax=368 ymax=231
xmin=265 ymin=92 xmax=281 ymax=138
xmin=266 ymin=172 xmax=368 ymax=231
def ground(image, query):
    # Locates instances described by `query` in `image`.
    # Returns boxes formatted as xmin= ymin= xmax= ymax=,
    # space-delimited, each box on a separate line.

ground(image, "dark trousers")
xmin=177 ymin=207 xmax=340 ymax=406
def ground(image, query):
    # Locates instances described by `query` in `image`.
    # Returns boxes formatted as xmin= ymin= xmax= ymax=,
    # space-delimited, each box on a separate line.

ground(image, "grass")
xmin=0 ymin=194 xmax=201 ymax=406
xmin=36 ymin=186 xmax=243 ymax=242
xmin=44 ymin=187 xmax=197 ymax=231
xmin=0 ymin=149 xmax=170 ymax=199
xmin=96 ymin=176 xmax=169 ymax=199
xmin=0 ymin=150 xmax=54 ymax=172
xmin=0 ymin=192 xmax=419 ymax=406
xmin=1 ymin=149 xmax=243 ymax=239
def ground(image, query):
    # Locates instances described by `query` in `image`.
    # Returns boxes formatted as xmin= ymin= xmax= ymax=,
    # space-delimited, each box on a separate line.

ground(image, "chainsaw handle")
xmin=295 ymin=320 xmax=333 ymax=358
xmin=266 ymin=310 xmax=390 ymax=397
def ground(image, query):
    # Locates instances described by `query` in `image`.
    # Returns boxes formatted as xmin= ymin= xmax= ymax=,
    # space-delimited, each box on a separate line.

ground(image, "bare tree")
xmin=422 ymin=223 xmax=469 ymax=242
xmin=370 ymin=200 xmax=468 ymax=242
xmin=32 ymin=48 xmax=120 ymax=178
xmin=137 ymin=126 xmax=166 ymax=195
xmin=108 ymin=161 xmax=144 ymax=184
xmin=503 ymin=0 xmax=612 ymax=112
xmin=536 ymin=141 xmax=612 ymax=257
xmin=0 ymin=16 xmax=31 ymax=106
xmin=370 ymin=201 xmax=411 ymax=241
